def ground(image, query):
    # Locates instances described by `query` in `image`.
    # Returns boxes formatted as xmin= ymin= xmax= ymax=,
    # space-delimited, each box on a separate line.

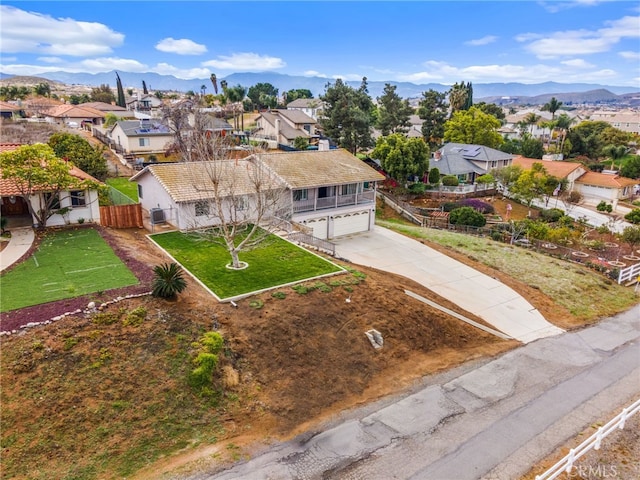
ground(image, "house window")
xmin=237 ymin=196 xmax=248 ymax=211
xmin=44 ymin=192 xmax=60 ymax=210
xmin=491 ymin=161 xmax=497 ymax=168
xmin=137 ymin=184 xmax=143 ymax=199
xmin=341 ymin=184 xmax=357 ymax=195
xmin=293 ymin=189 xmax=308 ymax=201
xmin=70 ymin=190 xmax=86 ymax=207
xmin=139 ymin=138 xmax=150 ymax=147
xmin=318 ymin=186 xmax=335 ymax=198
xmin=195 ymin=201 xmax=209 ymax=216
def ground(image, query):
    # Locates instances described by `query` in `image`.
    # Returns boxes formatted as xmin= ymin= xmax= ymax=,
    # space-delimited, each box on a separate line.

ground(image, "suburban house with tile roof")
xmin=511 ymin=156 xmax=638 ymax=206
xmin=253 ymin=109 xmax=318 ymax=147
xmin=286 ymin=98 xmax=325 ymax=121
xmin=0 ymin=143 xmax=102 ymax=227
xmin=130 ymin=149 xmax=384 ymax=239
xmin=43 ymin=104 xmax=105 ymax=127
xmin=431 ymin=143 xmax=514 ymax=185
xmin=0 ymin=101 xmax=24 ymax=120
xmin=79 ymin=102 xmax=130 ymax=119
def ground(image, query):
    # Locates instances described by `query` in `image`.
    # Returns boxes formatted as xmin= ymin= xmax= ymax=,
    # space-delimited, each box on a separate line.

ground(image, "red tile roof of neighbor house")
xmin=512 ymin=156 xmax=584 ymax=178
xmin=0 ymin=143 xmax=100 ymax=196
xmin=44 ymin=104 xmax=105 ymax=119
xmin=576 ymin=171 xmax=638 ymax=188
xmin=0 ymin=101 xmax=22 ymax=112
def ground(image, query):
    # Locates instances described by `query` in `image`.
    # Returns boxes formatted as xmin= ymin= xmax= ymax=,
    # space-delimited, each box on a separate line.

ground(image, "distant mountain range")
xmin=1 ymin=70 xmax=639 ymax=105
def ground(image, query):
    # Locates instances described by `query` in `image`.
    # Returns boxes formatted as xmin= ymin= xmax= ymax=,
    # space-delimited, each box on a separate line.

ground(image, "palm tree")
xmin=200 ymin=84 xmax=207 ymax=97
xmin=152 ymin=263 xmax=187 ymax=299
xmin=210 ymin=73 xmax=218 ymax=95
xmin=602 ymin=144 xmax=628 ymax=170
xmin=542 ymin=97 xmax=563 ymax=120
xmin=524 ymin=112 xmax=540 ymax=136
xmin=554 ymin=113 xmax=574 ymax=154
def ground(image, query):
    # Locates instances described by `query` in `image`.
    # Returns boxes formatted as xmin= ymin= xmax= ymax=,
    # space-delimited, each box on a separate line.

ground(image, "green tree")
xmin=541 ymin=97 xmax=563 ymax=119
xmin=620 ymin=156 xmax=640 ymax=179
xmin=224 ymin=84 xmax=247 ymax=130
xmin=142 ymin=80 xmax=149 ymax=95
xmin=492 ymin=164 xmax=522 ymax=192
xmin=417 ymin=89 xmax=447 ymax=148
xmin=510 ymin=162 xmax=554 ymax=212
xmin=320 ymin=78 xmax=374 ymax=154
xmin=475 ymin=102 xmax=505 ymax=122
xmin=33 ymin=82 xmax=51 ymax=97
xmin=285 ymin=89 xmax=313 ymax=103
xmin=449 ymin=206 xmax=486 ymax=227
xmin=620 ymin=226 xmax=640 ymax=251
xmin=210 ymin=73 xmax=218 ymax=95
xmin=600 ymin=126 xmax=632 ymax=147
xmin=523 ymin=112 xmax=540 ymax=136
xmin=376 ymin=83 xmax=413 ymax=136
xmin=103 ymin=113 xmax=118 ymax=127
xmin=0 ymin=144 xmax=99 ymax=228
xmin=90 ymin=84 xmax=115 ymax=104
xmin=69 ymin=93 xmax=91 ymax=105
xmin=448 ymin=81 xmax=472 ymax=113
xmin=567 ymin=121 xmax=610 ymax=159
xmin=48 ymin=132 xmax=108 ymax=180
xmin=602 ymin=144 xmax=628 ymax=169
xmin=293 ymin=136 xmax=309 ymax=150
xmin=428 ymin=167 xmax=440 ymax=185
xmin=521 ymin=137 xmax=545 ymax=159
xmin=443 ymin=106 xmax=503 ymax=148
xmin=247 ymin=82 xmax=278 ymax=110
xmin=115 ymin=72 xmax=126 ymax=108
xmin=371 ymin=134 xmax=429 ymax=183
xmin=152 ymin=263 xmax=187 ymax=299
xmin=442 ymin=175 xmax=459 ymax=187
xmin=624 ymin=209 xmax=640 ymax=224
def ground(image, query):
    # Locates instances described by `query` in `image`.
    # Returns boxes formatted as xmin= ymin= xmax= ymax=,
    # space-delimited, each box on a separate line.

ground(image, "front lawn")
xmin=0 ymin=228 xmax=139 ymax=312
xmin=150 ymin=231 xmax=343 ymax=299
xmin=106 ymin=177 xmax=138 ymax=202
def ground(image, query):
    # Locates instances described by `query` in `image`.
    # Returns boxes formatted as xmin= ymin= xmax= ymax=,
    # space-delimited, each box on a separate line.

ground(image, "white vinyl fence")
xmin=535 ymin=398 xmax=640 ymax=480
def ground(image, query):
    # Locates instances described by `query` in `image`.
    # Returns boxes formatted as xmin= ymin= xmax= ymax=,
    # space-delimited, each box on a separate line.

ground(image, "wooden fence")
xmin=100 ymin=203 xmax=143 ymax=228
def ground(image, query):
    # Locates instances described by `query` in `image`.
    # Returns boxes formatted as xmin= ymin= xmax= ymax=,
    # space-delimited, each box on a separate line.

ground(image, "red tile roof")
xmin=576 ymin=171 xmax=638 ymax=188
xmin=512 ymin=156 xmax=584 ymax=178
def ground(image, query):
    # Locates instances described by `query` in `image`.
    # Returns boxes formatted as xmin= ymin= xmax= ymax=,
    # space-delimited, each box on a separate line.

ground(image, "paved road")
xmin=332 ymin=227 xmax=564 ymax=344
xmin=183 ymin=305 xmax=639 ymax=480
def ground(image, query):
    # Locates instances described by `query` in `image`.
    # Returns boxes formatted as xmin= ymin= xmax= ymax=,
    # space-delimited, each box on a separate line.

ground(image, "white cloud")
xmin=560 ymin=58 xmax=594 ymax=68
xmin=519 ymin=15 xmax=640 ymax=58
xmin=37 ymin=56 xmax=63 ymax=64
xmin=619 ymin=50 xmax=640 ymax=61
xmin=303 ymin=70 xmax=328 ymax=78
xmin=202 ymin=52 xmax=285 ymax=71
xmin=331 ymin=73 xmax=364 ymax=81
xmin=465 ymin=35 xmax=498 ymax=46
xmin=81 ymin=57 xmax=149 ymax=73
xmin=539 ymin=0 xmax=609 ymax=14
xmin=155 ymin=37 xmax=207 ymax=55
xmin=0 ymin=6 xmax=124 ymax=56
xmin=395 ymin=60 xmax=626 ymax=85
xmin=151 ymin=63 xmax=212 ymax=79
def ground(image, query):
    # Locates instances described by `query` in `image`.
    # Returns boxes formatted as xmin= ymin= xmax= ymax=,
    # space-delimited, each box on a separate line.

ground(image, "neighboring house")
xmin=0 ymin=101 xmax=24 ymax=119
xmin=79 ymin=102 xmax=130 ymax=119
xmin=20 ymin=96 xmax=63 ymax=119
xmin=130 ymin=149 xmax=385 ymax=239
xmin=574 ymin=171 xmax=637 ymax=206
xmin=431 ymin=143 xmax=514 ymax=184
xmin=107 ymin=119 xmax=173 ymax=155
xmin=253 ymin=109 xmax=318 ymax=147
xmin=126 ymin=94 xmax=164 ymax=116
xmin=512 ymin=156 xmax=587 ymax=191
xmin=511 ymin=156 xmax=637 ymax=206
xmin=503 ymin=109 xmax=582 ymax=140
xmin=44 ymin=104 xmax=105 ymax=128
xmin=588 ymin=109 xmax=640 ymax=135
xmin=0 ymin=143 xmax=101 ymax=227
xmin=286 ymin=98 xmax=325 ymax=121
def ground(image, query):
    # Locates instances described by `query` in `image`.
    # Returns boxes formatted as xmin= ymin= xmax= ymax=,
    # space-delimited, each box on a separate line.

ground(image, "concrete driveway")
xmin=332 ymin=226 xmax=564 ymax=343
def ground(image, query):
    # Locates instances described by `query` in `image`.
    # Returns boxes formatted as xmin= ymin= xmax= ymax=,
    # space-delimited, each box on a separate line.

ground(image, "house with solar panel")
xmin=430 ymin=143 xmax=514 ymax=194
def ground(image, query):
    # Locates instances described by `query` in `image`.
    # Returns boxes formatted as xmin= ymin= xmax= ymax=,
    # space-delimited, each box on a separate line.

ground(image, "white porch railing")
xmin=535 ymin=398 xmax=640 ymax=480
xmin=618 ymin=262 xmax=640 ymax=285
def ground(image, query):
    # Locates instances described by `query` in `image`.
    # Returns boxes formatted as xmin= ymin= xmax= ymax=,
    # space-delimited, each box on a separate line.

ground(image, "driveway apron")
xmin=333 ymin=226 xmax=564 ymax=343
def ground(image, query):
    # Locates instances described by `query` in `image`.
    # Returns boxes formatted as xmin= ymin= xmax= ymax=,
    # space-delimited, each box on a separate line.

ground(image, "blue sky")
xmin=1 ymin=1 xmax=639 ymax=86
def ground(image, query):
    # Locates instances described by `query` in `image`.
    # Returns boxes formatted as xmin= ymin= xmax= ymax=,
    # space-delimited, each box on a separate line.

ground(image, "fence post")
xmin=595 ymin=427 xmax=603 ymax=450
xmin=619 ymin=407 xmax=628 ymax=429
xmin=565 ymin=448 xmax=575 ymax=473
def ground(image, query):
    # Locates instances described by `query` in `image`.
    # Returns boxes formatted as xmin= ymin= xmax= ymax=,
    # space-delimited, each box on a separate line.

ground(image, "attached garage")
xmin=332 ymin=210 xmax=371 ymax=238
xmin=304 ymin=216 xmax=329 ymax=239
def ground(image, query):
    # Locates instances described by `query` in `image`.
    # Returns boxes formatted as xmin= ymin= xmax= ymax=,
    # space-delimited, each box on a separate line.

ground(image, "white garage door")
xmin=305 ymin=217 xmax=328 ymax=239
xmin=333 ymin=211 xmax=370 ymax=238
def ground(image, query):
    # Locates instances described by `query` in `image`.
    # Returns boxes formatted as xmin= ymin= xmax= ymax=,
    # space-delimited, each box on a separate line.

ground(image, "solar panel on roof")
xmin=462 ymin=146 xmax=481 ymax=157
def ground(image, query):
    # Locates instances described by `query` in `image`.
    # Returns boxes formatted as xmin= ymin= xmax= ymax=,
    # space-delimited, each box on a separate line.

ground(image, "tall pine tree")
xmin=115 ymin=72 xmax=126 ymax=108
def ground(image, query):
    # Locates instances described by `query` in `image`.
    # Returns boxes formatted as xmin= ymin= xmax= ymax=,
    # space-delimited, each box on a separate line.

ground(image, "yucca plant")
xmin=152 ymin=262 xmax=187 ymax=299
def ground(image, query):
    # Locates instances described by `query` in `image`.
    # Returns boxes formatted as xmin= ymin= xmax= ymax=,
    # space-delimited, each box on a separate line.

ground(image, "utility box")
xmin=149 ymin=208 xmax=165 ymax=225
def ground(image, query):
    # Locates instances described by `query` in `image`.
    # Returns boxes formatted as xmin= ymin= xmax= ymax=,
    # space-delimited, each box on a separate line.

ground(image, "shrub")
xmin=442 ymin=175 xmax=459 ymax=187
xmin=428 ymin=167 xmax=440 ymax=185
xmin=188 ymin=331 xmax=224 ymax=394
xmin=449 ymin=206 xmax=486 ymax=227
xmin=248 ymin=299 xmax=264 ymax=309
xmin=540 ymin=208 xmax=564 ymax=223
xmin=271 ymin=291 xmax=286 ymax=299
xmin=442 ymin=202 xmax=461 ymax=212
xmin=596 ymin=201 xmax=613 ymax=213
xmin=624 ymin=208 xmax=640 ymax=224
xmin=152 ymin=263 xmax=187 ymax=299
xmin=122 ymin=306 xmax=147 ymax=326
xmin=459 ymin=198 xmax=495 ymax=214
xmin=408 ymin=182 xmax=426 ymax=194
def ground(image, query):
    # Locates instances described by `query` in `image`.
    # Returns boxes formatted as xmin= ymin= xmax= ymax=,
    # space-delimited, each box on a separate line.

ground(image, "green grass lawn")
xmin=150 ymin=231 xmax=343 ymax=299
xmin=106 ymin=177 xmax=138 ymax=202
xmin=0 ymin=228 xmax=139 ymax=312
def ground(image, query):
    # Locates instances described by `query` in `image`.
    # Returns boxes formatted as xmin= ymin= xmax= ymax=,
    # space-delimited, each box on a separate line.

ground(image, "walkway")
xmin=333 ymin=226 xmax=564 ymax=344
xmin=0 ymin=227 xmax=35 ymax=272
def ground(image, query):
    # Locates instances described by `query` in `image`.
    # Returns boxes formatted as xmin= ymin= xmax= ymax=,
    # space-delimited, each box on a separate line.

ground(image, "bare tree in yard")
xmin=166 ymin=105 xmax=291 ymax=269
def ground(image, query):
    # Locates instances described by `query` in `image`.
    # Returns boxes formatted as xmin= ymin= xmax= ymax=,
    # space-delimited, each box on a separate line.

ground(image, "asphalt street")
xmin=183 ymin=305 xmax=639 ymax=480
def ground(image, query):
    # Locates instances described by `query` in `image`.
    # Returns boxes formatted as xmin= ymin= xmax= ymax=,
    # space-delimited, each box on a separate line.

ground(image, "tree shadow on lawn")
xmin=0 ymin=226 xmax=155 ymax=332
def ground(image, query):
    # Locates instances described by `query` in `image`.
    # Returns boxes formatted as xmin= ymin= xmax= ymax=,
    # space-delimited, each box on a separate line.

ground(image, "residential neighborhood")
xmin=1 ymin=2 xmax=639 ymax=479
